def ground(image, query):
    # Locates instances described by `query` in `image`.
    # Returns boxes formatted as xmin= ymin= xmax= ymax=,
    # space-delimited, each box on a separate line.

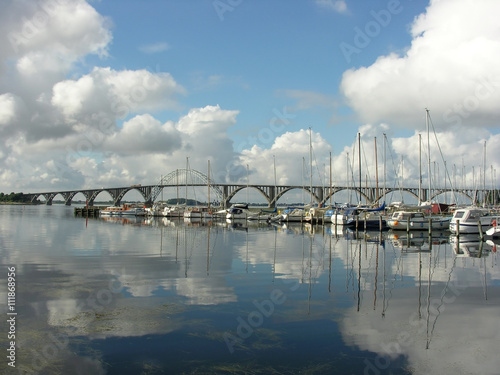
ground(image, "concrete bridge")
xmin=24 ymin=169 xmax=497 ymax=208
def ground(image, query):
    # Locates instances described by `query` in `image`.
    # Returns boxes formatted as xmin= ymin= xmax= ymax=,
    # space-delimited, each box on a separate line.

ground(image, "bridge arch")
xmin=225 ymin=185 xmax=271 ymax=205
xmin=272 ymin=186 xmax=322 ymax=207
xmin=148 ymin=169 xmax=223 ymax=203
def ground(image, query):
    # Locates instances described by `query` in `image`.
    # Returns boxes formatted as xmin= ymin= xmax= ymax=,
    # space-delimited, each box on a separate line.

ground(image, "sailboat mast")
xmin=309 ymin=127 xmax=313 ymax=205
xmin=383 ymin=134 xmax=386 ymax=202
xmin=185 ymin=157 xmax=189 ymax=206
xmin=207 ymin=160 xmax=210 ymax=209
xmin=419 ymin=133 xmax=422 ymax=205
xmin=176 ymin=169 xmax=179 ymax=205
xmin=426 ymin=109 xmax=432 ymax=205
xmin=483 ymin=141 xmax=487 ymax=206
xmin=329 ymin=151 xmax=332 ymax=206
xmin=374 ymin=137 xmax=379 ymax=203
xmin=358 ymin=132 xmax=361 ymax=204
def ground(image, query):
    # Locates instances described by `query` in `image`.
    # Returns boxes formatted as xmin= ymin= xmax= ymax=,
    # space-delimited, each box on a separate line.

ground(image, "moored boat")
xmin=163 ymin=205 xmax=185 ymax=217
xmin=485 ymin=225 xmax=500 ymax=239
xmin=270 ymin=206 xmax=308 ymax=222
xmin=305 ymin=207 xmax=330 ymax=224
xmin=449 ymin=207 xmax=500 ymax=234
xmin=226 ymin=204 xmax=252 ymax=220
xmin=100 ymin=204 xmax=146 ymax=216
xmin=387 ymin=210 xmax=450 ymax=231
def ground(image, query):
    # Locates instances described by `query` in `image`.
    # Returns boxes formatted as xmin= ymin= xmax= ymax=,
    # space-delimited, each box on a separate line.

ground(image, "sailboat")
xmin=387 ymin=109 xmax=451 ymax=231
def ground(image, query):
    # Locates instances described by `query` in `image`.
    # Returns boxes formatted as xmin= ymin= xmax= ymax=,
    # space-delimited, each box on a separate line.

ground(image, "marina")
xmin=1 ymin=204 xmax=499 ymax=374
xmin=73 ymin=201 xmax=500 ymax=242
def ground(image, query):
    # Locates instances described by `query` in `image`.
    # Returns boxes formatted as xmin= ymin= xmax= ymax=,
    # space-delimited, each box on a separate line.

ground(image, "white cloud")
xmin=0 ymin=93 xmax=23 ymax=128
xmin=316 ymin=0 xmax=347 ymax=13
xmin=104 ymin=114 xmax=182 ymax=155
xmin=51 ymin=67 xmax=186 ymax=125
xmin=3 ymin=0 xmax=111 ymax=75
xmin=340 ymin=0 xmax=500 ymax=130
xmin=138 ymin=42 xmax=169 ymax=54
xmin=239 ymin=129 xmax=332 ymax=186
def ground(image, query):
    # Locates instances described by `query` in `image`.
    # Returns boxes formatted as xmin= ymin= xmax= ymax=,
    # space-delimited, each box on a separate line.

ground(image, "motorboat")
xmin=485 ymin=225 xmax=500 ymax=239
xmin=270 ymin=206 xmax=308 ymax=222
xmin=332 ymin=202 xmax=387 ymax=230
xmin=100 ymin=204 xmax=146 ymax=216
xmin=387 ymin=210 xmax=450 ymax=231
xmin=162 ymin=205 xmax=185 ymax=218
xmin=449 ymin=207 xmax=500 ymax=234
xmin=247 ymin=207 xmax=277 ymax=221
xmin=305 ymin=207 xmax=330 ymax=224
xmin=184 ymin=206 xmax=213 ymax=219
xmin=226 ymin=204 xmax=252 ymax=220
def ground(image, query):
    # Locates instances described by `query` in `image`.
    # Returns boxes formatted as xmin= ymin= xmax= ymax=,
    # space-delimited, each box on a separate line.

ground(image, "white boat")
xmin=449 ymin=207 xmax=500 ymax=234
xmin=184 ymin=206 xmax=213 ymax=219
xmin=485 ymin=225 xmax=500 ymax=239
xmin=145 ymin=203 xmax=168 ymax=216
xmin=100 ymin=204 xmax=146 ymax=216
xmin=387 ymin=210 xmax=450 ymax=231
xmin=305 ymin=207 xmax=330 ymax=224
xmin=270 ymin=206 xmax=308 ymax=222
xmin=247 ymin=207 xmax=277 ymax=221
xmin=331 ymin=202 xmax=387 ymax=230
xmin=162 ymin=205 xmax=185 ymax=217
xmin=226 ymin=204 xmax=251 ymax=220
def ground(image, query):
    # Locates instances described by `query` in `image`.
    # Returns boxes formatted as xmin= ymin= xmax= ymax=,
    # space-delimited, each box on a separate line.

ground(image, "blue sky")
xmin=0 ymin=0 xmax=499 ymax=201
xmin=91 ymin=0 xmax=426 ymax=150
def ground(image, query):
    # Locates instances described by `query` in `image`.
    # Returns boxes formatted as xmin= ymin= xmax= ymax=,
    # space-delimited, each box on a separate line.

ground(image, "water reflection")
xmin=0 ymin=205 xmax=499 ymax=374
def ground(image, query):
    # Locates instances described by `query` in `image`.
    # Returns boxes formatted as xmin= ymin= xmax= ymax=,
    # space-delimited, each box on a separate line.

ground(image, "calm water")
xmin=1 ymin=205 xmax=499 ymax=375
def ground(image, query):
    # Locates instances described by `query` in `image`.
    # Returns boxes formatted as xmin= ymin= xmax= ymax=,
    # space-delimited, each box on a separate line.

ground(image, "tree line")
xmin=0 ymin=192 xmax=33 ymax=203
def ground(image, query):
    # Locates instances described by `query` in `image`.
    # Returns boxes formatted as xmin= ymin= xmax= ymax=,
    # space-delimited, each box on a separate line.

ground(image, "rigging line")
xmin=360 ymin=139 xmax=373 ymax=187
xmin=383 ymin=134 xmax=405 ymax=200
xmin=310 ymin=141 xmax=325 ymax=188
xmin=384 ymin=241 xmax=401 ymax=316
xmin=347 ymin=139 xmax=361 ymax=204
xmin=426 ymin=251 xmax=458 ymax=349
xmin=208 ymin=225 xmax=220 ymax=268
xmin=427 ymin=112 xmax=459 ymax=203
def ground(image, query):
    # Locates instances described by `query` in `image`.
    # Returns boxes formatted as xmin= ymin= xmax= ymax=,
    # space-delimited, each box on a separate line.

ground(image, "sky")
xmin=1 ymin=0 xmax=499 ymax=203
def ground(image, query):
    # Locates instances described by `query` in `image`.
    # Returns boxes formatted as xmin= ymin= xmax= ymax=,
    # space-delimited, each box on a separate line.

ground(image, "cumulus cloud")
xmin=51 ymin=66 xmax=186 ymax=124
xmin=104 ymin=114 xmax=181 ymax=155
xmin=239 ymin=129 xmax=332 ymax=186
xmin=340 ymin=0 xmax=500 ymax=130
xmin=2 ymin=0 xmax=111 ymax=75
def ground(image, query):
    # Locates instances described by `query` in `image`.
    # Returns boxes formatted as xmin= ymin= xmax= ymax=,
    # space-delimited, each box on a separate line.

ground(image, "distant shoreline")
xmin=0 ymin=202 xmax=37 ymax=205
